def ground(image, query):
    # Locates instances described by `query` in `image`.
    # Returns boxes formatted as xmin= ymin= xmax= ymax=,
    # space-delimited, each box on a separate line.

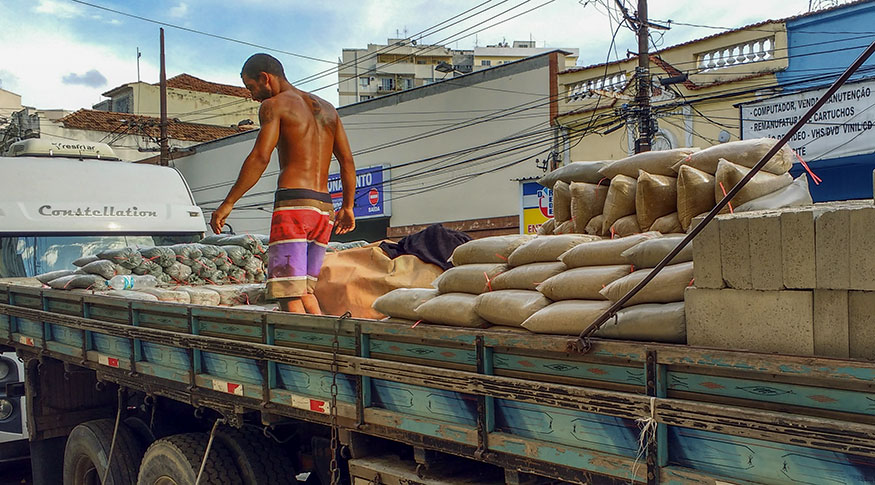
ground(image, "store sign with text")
xmin=519 ymin=180 xmax=553 ymax=235
xmin=740 ymin=78 xmax=875 ymax=161
xmin=328 ymin=165 xmax=390 ymax=220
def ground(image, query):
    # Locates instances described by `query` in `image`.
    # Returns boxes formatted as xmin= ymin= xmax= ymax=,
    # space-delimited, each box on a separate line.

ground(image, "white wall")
xmin=176 ymin=53 xmax=561 ymax=236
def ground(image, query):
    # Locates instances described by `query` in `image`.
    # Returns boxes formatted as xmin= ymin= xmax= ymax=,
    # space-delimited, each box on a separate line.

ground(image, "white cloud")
xmin=169 ymin=2 xmax=189 ymax=18
xmin=34 ymin=0 xmax=83 ymax=18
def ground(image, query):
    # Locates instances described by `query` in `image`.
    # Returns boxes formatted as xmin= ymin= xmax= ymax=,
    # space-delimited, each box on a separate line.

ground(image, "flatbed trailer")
xmin=2 ymin=282 xmax=875 ymax=484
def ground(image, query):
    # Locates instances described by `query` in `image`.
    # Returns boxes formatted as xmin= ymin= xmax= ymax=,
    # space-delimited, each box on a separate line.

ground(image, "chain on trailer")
xmin=330 ymin=311 xmax=351 ymax=485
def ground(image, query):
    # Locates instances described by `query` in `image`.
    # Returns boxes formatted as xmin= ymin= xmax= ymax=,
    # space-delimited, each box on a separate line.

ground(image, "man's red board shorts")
xmin=266 ymin=188 xmax=334 ymax=300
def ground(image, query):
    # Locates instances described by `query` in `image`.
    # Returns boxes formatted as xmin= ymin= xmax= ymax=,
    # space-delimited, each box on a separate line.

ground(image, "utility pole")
xmin=159 ymin=28 xmax=169 ymax=166
xmin=634 ymin=0 xmax=652 ymax=153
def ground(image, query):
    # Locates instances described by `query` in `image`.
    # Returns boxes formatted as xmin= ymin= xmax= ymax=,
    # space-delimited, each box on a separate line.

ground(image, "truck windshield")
xmin=0 ymin=234 xmax=201 ymax=278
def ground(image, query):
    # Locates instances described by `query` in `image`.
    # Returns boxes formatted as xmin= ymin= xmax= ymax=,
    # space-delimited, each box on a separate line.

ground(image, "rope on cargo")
xmin=567 ymin=37 xmax=875 ymax=355
xmin=630 ymin=396 xmax=657 ymax=484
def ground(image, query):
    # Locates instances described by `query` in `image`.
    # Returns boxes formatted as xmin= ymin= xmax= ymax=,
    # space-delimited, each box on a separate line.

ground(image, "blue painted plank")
xmin=274 ymin=327 xmax=356 ymax=351
xmin=493 ymin=398 xmax=640 ymax=458
xmin=275 ymin=364 xmax=357 ymax=403
xmin=370 ymin=339 xmax=476 ymax=367
xmin=493 ymin=352 xmax=645 ymax=387
xmin=370 ymin=379 xmax=478 ymax=427
xmin=669 ymin=372 xmax=875 ymax=416
xmin=49 ymin=323 xmax=83 ymax=348
xmin=135 ymin=361 xmax=189 ymax=384
xmin=16 ymin=318 xmax=43 ymax=339
xmin=91 ymin=333 xmax=131 ymax=358
xmin=201 ymin=352 xmax=263 ymax=384
xmin=141 ymin=342 xmax=191 ymax=370
xmin=668 ymin=426 xmax=875 ymax=484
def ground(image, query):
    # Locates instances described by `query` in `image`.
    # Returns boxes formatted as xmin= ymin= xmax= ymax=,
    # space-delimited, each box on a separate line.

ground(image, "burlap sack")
xmin=600 ymin=148 xmax=699 ymax=179
xmin=203 ymin=284 xmax=267 ymax=306
xmin=673 ymin=138 xmax=794 ymax=175
xmin=415 ymin=293 xmax=489 ymax=328
xmin=537 ymin=219 xmax=556 ymax=236
xmin=537 ymin=265 xmax=631 ymax=301
xmin=553 ymin=220 xmax=576 ymax=235
xmin=72 ymin=255 xmax=99 ymax=267
xmin=36 ymin=270 xmax=76 ymax=284
xmin=373 ymin=288 xmax=440 ymax=321
xmin=433 ymin=264 xmax=507 ymax=295
xmin=599 ymin=262 xmax=694 ymax=305
xmin=47 ymin=274 xmax=106 ymax=290
xmin=315 ymin=245 xmax=443 ymax=318
xmin=491 ymin=262 xmax=567 ymax=291
xmin=649 ymin=212 xmax=683 ymax=234
xmin=553 ymin=181 xmax=572 ymax=224
xmin=714 ymin=159 xmax=793 ymax=210
xmin=602 ymin=174 xmax=637 ymax=234
xmin=636 ymin=172 xmax=678 ymax=230
xmin=538 ymin=161 xmax=611 ymax=188
xmin=677 ymin=165 xmax=716 ymax=231
xmin=451 ymin=235 xmax=534 ymax=265
xmin=522 ymin=300 xmax=613 ymax=335
xmin=560 ymin=232 xmax=660 ymax=267
xmin=176 ymin=287 xmax=221 ymax=306
xmin=474 ymin=290 xmax=551 ymax=327
xmin=595 ymin=302 xmax=686 ymax=343
xmin=507 ymin=235 xmax=600 ymax=267
xmin=585 ymin=214 xmax=605 ymax=236
xmin=610 ymin=215 xmax=641 ymax=237
xmin=620 ymin=235 xmax=693 ymax=268
xmin=138 ymin=287 xmax=192 ymax=304
xmin=735 ymin=174 xmax=812 ymax=212
xmin=570 ymin=182 xmax=609 ymax=233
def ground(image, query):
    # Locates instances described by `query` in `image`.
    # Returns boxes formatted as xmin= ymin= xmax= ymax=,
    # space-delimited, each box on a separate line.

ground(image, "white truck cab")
xmin=0 ymin=140 xmax=206 ymax=452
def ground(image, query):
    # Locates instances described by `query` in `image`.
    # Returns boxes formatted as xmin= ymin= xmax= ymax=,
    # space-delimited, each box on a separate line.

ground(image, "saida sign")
xmin=519 ymin=180 xmax=553 ymax=235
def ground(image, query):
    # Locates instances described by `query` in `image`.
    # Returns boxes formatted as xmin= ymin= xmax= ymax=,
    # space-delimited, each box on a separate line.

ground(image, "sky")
xmin=0 ymin=0 xmax=816 ymax=113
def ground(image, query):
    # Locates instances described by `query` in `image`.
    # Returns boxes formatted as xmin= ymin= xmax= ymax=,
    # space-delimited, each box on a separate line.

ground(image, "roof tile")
xmin=59 ymin=109 xmax=249 ymax=143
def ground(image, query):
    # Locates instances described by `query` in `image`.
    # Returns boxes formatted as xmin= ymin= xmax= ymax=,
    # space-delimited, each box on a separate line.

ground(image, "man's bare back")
xmin=210 ymin=55 xmax=356 ymax=237
xmin=262 ymin=89 xmax=338 ymax=192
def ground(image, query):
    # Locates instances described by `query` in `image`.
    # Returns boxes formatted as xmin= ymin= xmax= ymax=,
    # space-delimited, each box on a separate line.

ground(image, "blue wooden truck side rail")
xmin=2 ymin=283 xmax=874 ymax=485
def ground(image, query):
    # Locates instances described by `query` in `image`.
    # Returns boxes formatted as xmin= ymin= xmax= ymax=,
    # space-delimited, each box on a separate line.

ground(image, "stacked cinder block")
xmin=686 ymin=200 xmax=875 ymax=358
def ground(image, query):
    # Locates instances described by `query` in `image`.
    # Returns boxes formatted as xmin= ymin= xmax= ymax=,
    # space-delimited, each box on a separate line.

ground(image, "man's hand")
xmin=334 ymin=207 xmax=355 ymax=235
xmin=209 ymin=203 xmax=233 ymax=235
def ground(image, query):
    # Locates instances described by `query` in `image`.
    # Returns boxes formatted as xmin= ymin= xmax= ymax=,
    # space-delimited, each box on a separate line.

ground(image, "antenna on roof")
xmin=137 ymin=47 xmax=141 ymax=82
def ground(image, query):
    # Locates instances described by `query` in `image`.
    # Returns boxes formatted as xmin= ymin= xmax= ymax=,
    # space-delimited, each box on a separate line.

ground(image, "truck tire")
xmin=137 ymin=432 xmax=243 ymax=485
xmin=63 ymin=418 xmax=146 ymax=485
xmin=215 ymin=426 xmax=298 ymax=484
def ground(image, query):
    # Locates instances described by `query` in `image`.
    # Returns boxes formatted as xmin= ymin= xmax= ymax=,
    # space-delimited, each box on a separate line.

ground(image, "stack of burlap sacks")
xmin=686 ymin=200 xmax=875 ymax=359
xmin=374 ymin=232 xmax=693 ymax=342
xmin=537 ymin=138 xmax=812 ymax=238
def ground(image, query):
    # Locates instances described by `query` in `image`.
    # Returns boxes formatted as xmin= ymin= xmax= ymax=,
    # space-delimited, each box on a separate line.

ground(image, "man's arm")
xmin=333 ymin=117 xmax=357 ymax=234
xmin=209 ymin=102 xmax=279 ymax=234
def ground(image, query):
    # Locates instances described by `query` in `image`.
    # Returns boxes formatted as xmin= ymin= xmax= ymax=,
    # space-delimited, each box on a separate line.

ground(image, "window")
xmin=0 ymin=234 xmax=199 ymax=278
xmin=112 ymin=95 xmax=131 ymax=113
xmin=480 ymin=60 xmax=491 ymax=66
xmin=359 ymin=77 xmax=370 ymax=87
xmin=381 ymin=78 xmax=395 ymax=91
xmin=416 ymin=60 xmax=426 ymax=65
xmin=403 ymin=78 xmax=414 ymax=89
xmin=360 ymin=95 xmax=372 ymax=102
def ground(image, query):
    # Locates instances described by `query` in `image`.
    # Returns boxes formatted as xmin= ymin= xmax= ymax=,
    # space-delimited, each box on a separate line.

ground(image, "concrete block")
xmin=849 ymin=291 xmax=875 ymax=360
xmin=849 ymin=204 xmax=875 ymax=290
xmin=719 ymin=216 xmax=751 ymax=289
xmin=813 ymin=290 xmax=849 ymax=358
xmin=815 ymin=207 xmax=850 ymax=289
xmin=691 ymin=216 xmax=724 ymax=289
xmin=781 ymin=209 xmax=817 ymax=289
xmin=686 ymin=287 xmax=814 ymax=355
xmin=748 ymin=212 xmax=784 ymax=290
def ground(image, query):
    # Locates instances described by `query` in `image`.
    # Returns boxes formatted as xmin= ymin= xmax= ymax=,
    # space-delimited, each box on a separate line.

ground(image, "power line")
xmin=70 ymin=0 xmax=335 ymax=64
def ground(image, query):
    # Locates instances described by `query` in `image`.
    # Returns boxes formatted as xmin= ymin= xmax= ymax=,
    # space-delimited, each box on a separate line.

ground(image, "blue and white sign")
xmin=327 ymin=165 xmax=390 ymax=220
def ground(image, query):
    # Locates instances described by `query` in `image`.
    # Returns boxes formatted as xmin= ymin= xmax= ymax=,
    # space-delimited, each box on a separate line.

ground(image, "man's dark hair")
xmin=241 ymin=53 xmax=286 ymax=79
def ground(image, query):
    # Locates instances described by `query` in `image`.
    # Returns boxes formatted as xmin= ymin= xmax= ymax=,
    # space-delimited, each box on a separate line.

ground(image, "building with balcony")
xmin=338 ymin=39 xmax=579 ymax=106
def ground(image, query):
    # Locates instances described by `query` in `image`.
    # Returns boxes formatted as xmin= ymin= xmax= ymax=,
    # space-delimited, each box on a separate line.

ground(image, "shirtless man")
xmin=209 ymin=53 xmax=356 ymax=314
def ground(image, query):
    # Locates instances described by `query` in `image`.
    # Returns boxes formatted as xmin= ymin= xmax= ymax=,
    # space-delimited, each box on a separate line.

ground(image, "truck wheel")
xmin=215 ymin=426 xmax=298 ymax=484
xmin=137 ymin=433 xmax=243 ymax=485
xmin=63 ymin=418 xmax=146 ymax=485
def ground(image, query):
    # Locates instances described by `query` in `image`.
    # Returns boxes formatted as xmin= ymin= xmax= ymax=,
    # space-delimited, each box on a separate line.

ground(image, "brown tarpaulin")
xmin=315 ymin=244 xmax=443 ymax=319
